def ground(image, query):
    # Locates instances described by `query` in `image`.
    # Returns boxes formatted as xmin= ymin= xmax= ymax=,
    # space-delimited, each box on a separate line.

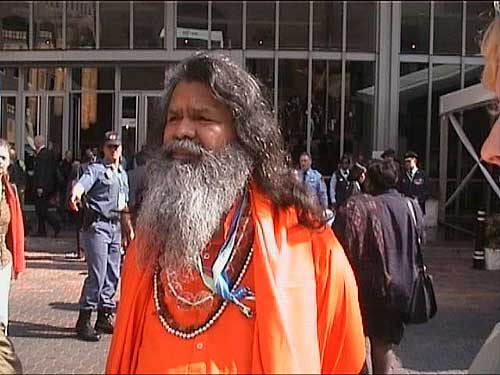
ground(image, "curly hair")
xmin=151 ymin=52 xmax=324 ymax=228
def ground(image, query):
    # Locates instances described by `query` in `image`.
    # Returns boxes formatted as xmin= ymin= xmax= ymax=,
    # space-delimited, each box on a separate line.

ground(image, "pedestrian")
xmin=68 ymin=131 xmax=133 ymax=342
xmin=106 ymin=52 xmax=365 ymax=374
xmin=332 ymin=162 xmax=389 ymax=374
xmin=0 ymin=139 xmax=25 ymax=335
xmin=33 ymin=135 xmax=61 ymax=237
xmin=329 ymin=154 xmax=352 ymax=210
xmin=346 ymin=162 xmax=367 ymax=199
xmin=298 ymin=151 xmax=329 ymax=210
xmin=398 ymin=151 xmax=430 ymax=215
xmin=366 ymin=159 xmax=425 ymax=374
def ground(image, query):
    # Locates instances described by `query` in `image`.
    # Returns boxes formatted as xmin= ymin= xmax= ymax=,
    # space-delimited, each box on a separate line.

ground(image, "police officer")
xmin=399 ymin=151 xmax=431 ymax=215
xmin=69 ymin=131 xmax=134 ymax=342
xmin=298 ymin=152 xmax=328 ymax=209
xmin=329 ymin=154 xmax=352 ymax=210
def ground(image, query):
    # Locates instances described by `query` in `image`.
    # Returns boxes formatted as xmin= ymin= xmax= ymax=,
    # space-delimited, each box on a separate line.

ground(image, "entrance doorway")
xmin=70 ymin=92 xmax=114 ymax=162
xmin=119 ymin=92 xmax=162 ymax=169
xmin=23 ymin=93 xmax=65 ymax=204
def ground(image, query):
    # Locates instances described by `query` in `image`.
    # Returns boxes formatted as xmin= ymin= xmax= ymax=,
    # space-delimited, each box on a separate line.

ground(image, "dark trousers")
xmin=35 ymin=194 xmax=61 ymax=235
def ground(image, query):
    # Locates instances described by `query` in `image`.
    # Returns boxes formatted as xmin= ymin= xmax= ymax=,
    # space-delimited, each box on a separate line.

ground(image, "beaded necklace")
xmin=153 ymin=245 xmax=254 ymax=339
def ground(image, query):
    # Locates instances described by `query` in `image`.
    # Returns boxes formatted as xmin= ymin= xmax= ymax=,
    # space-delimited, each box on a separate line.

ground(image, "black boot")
xmin=75 ymin=309 xmax=101 ymax=342
xmin=94 ymin=308 xmax=115 ymax=334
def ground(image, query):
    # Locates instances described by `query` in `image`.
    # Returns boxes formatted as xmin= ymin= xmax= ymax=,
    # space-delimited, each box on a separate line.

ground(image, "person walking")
xmin=0 ymin=140 xmax=25 ymax=335
xmin=367 ymin=159 xmax=425 ymax=374
xmin=33 ymin=135 xmax=61 ymax=237
xmin=69 ymin=131 xmax=133 ymax=342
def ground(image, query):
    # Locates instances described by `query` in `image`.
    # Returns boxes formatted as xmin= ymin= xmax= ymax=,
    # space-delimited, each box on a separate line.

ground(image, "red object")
xmin=3 ymin=175 xmax=25 ymax=277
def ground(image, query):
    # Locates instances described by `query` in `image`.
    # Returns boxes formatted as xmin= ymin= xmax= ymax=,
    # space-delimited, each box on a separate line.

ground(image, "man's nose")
xmin=173 ymin=117 xmax=196 ymax=140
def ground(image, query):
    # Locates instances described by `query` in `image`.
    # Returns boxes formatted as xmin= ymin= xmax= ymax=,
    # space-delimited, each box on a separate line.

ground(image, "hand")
xmin=68 ymin=194 xmax=80 ymax=212
xmin=121 ymin=213 xmax=135 ymax=249
xmin=36 ymin=188 xmax=43 ymax=197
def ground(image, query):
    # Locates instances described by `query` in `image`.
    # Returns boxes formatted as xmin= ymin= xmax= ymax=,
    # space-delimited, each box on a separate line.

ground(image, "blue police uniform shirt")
xmin=78 ymin=160 xmax=129 ymax=219
xmin=299 ymin=168 xmax=328 ymax=208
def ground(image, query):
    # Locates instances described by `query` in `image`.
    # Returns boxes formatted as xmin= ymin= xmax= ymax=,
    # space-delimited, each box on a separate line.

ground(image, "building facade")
xmin=0 ymin=1 xmax=495 ymax=211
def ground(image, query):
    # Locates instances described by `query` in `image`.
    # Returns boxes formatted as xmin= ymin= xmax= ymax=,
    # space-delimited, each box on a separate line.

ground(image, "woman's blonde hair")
xmin=481 ymin=18 xmax=500 ymax=93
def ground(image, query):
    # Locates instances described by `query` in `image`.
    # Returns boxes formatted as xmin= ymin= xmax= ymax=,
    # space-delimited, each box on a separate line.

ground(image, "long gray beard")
xmin=136 ymin=140 xmax=253 ymax=274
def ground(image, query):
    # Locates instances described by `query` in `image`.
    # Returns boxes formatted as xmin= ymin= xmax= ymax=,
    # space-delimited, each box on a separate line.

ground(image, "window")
xmin=212 ymin=2 xmax=242 ymax=49
xmin=278 ymin=59 xmax=308 ymax=164
xmin=401 ymin=2 xmax=430 ymax=54
xmin=345 ymin=61 xmax=375 ymax=159
xmin=71 ymin=67 xmax=114 ymax=90
xmin=466 ymin=1 xmax=494 ymax=56
xmin=121 ymin=66 xmax=170 ymax=90
xmin=313 ymin=1 xmax=342 ymax=51
xmin=246 ymin=2 xmax=275 ymax=49
xmin=25 ymin=67 xmax=66 ymax=91
xmin=430 ymin=64 xmax=461 ymax=178
xmin=99 ymin=1 xmax=130 ymax=49
xmin=176 ymin=1 xmax=208 ymax=49
xmin=33 ymin=1 xmax=63 ymax=49
xmin=434 ymin=2 xmax=462 ymax=55
xmin=0 ymin=68 xmax=19 ymax=90
xmin=311 ymin=60 xmax=342 ymax=175
xmin=398 ymin=62 xmax=428 ymax=170
xmin=279 ymin=2 xmax=309 ymax=50
xmin=0 ymin=97 xmax=16 ymax=144
xmin=246 ymin=59 xmax=274 ymax=104
xmin=346 ymin=2 xmax=376 ymax=52
xmin=66 ymin=1 xmax=96 ymax=49
xmin=133 ymin=1 xmax=165 ymax=49
xmin=0 ymin=2 xmax=29 ymax=50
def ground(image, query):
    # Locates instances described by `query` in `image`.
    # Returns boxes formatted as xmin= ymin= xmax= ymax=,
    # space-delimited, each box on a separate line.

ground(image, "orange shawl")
xmin=106 ymin=186 xmax=365 ymax=374
xmin=3 ymin=176 xmax=25 ymax=277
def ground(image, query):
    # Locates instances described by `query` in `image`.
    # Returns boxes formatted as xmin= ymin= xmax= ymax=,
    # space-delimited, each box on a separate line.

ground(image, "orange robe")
xmin=106 ymin=186 xmax=365 ymax=374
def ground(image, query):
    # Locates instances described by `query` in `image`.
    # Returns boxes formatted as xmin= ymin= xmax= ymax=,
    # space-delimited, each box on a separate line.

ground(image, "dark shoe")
xmin=95 ymin=308 xmax=115 ymax=334
xmin=53 ymin=226 xmax=61 ymax=238
xmin=75 ymin=309 xmax=101 ymax=342
xmin=33 ymin=232 xmax=47 ymax=238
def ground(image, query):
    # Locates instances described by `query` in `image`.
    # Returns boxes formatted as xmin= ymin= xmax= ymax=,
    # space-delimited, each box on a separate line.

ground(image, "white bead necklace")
xmin=153 ymin=246 xmax=255 ymax=340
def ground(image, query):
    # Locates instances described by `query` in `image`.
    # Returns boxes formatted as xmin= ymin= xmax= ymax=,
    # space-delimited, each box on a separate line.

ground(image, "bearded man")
xmin=107 ymin=52 xmax=365 ymax=374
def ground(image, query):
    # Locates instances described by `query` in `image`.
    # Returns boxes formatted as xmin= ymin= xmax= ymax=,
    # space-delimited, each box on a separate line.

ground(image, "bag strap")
xmin=407 ymin=199 xmax=426 ymax=270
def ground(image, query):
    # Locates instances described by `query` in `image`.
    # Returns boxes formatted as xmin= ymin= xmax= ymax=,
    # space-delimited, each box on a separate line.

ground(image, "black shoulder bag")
xmin=405 ymin=199 xmax=438 ymax=324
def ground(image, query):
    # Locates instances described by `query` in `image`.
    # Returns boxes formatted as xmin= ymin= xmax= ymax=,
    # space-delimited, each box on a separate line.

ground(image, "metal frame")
xmin=438 ymin=83 xmax=498 ymax=233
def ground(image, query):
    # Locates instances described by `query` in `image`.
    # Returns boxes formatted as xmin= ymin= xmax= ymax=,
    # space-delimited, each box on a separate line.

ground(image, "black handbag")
xmin=404 ymin=199 xmax=438 ymax=324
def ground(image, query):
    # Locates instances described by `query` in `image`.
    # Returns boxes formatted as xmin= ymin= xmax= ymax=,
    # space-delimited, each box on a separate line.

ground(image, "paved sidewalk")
xmin=7 ymin=234 xmax=500 ymax=374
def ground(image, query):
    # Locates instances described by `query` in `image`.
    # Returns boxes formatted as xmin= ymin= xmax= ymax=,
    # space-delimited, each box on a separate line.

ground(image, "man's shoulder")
xmin=310 ymin=169 xmax=323 ymax=179
xmin=86 ymin=161 xmax=106 ymax=172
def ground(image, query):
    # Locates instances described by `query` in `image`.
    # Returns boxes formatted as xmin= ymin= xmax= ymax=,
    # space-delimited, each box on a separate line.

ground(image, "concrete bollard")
xmin=473 ymin=210 xmax=486 ymax=270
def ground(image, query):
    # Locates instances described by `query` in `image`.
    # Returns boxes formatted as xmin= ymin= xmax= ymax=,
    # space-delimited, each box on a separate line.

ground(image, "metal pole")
xmin=473 ymin=210 xmax=486 ymax=270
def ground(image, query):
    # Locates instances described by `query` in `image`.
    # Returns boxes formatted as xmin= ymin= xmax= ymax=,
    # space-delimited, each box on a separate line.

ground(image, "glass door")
xmin=70 ymin=92 xmax=114 ymax=161
xmin=120 ymin=94 xmax=139 ymax=170
xmin=0 ymin=96 xmax=17 ymax=144
xmin=47 ymin=95 xmax=64 ymax=159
